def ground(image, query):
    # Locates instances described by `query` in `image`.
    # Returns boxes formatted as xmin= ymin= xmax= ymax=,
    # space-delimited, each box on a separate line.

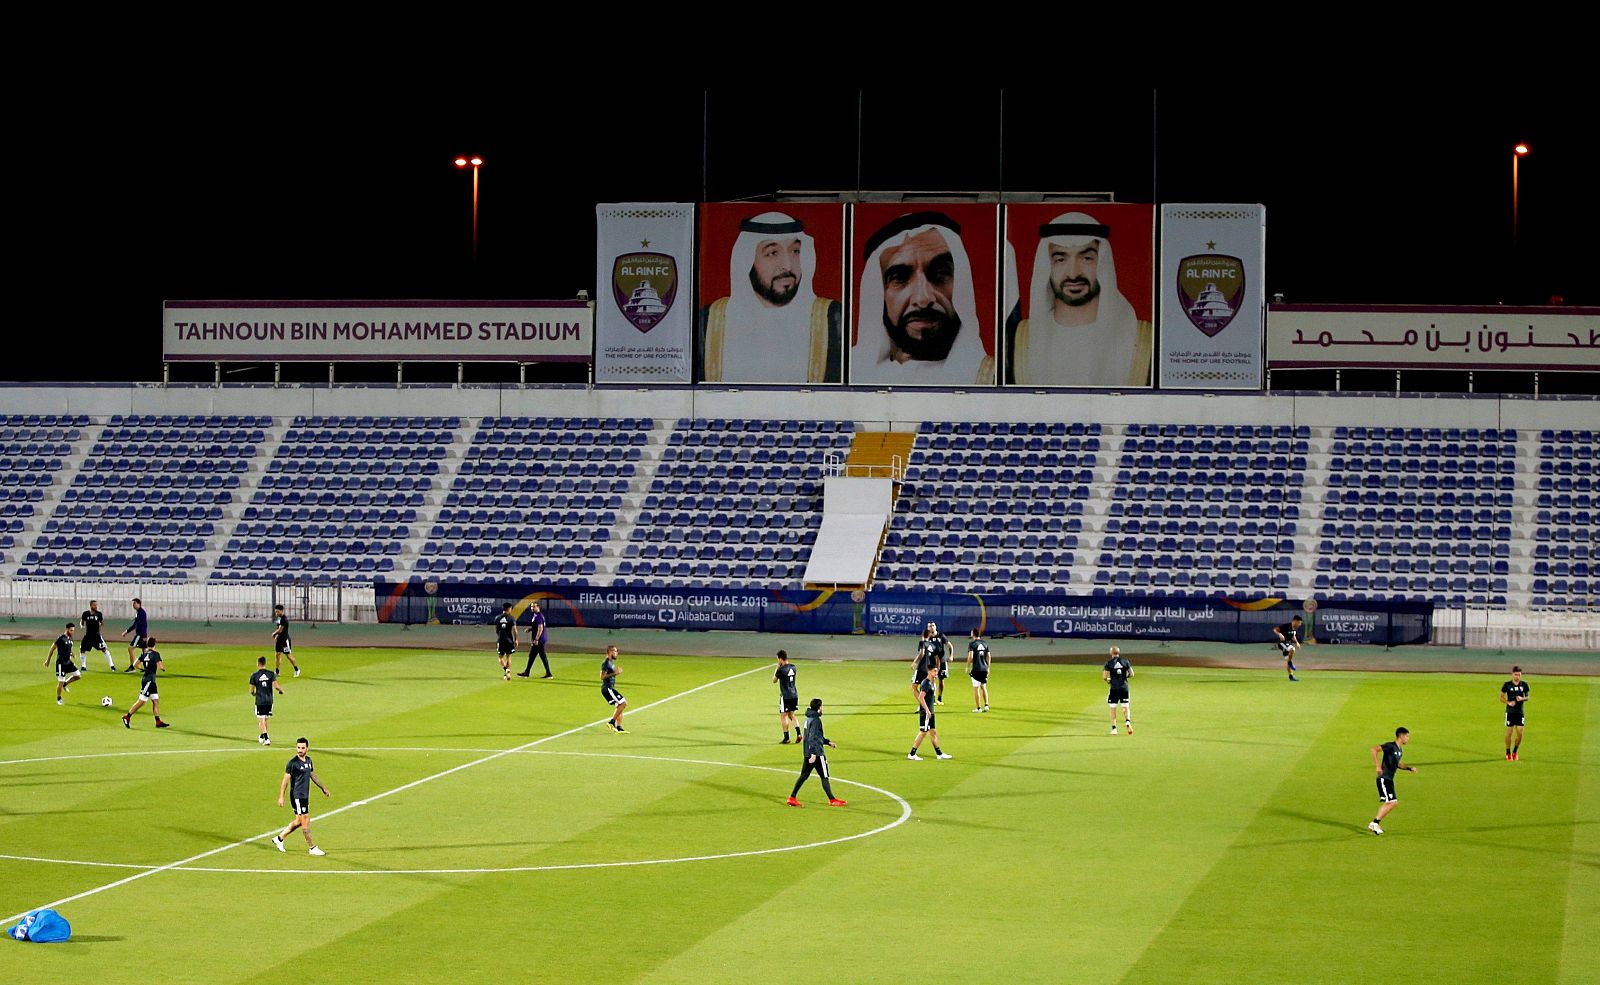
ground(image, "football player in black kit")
xmin=1500 ymin=666 xmax=1530 ymax=761
xmin=774 ymin=650 xmax=800 ymax=743
xmin=45 ymin=623 xmax=81 ymax=705
xmin=81 ymin=600 xmax=115 ymax=671
xmin=1273 ymin=615 xmax=1304 ymax=681
xmin=1367 ymin=727 xmax=1417 ymax=835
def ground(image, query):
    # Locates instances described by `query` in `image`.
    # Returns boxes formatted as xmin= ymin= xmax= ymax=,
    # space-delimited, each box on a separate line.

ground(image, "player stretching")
xmin=1273 ymin=615 xmax=1304 ymax=681
xmin=273 ymin=738 xmax=330 ymax=856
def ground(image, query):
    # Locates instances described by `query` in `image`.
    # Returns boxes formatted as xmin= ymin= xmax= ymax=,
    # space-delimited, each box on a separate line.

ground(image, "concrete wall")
xmin=6 ymin=383 xmax=1597 ymax=431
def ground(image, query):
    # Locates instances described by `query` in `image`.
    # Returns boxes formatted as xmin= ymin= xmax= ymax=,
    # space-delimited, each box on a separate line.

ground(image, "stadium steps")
xmin=190 ymin=418 xmax=291 ymax=581
xmin=592 ymin=418 xmax=675 ymax=582
xmin=1289 ymin=434 xmax=1334 ymax=594
xmin=1066 ymin=424 xmax=1127 ymax=590
xmin=846 ymin=431 xmax=915 ymax=480
xmin=1502 ymin=434 xmax=1545 ymax=607
xmin=390 ymin=420 xmax=475 ymax=576
xmin=3 ymin=420 xmax=105 ymax=579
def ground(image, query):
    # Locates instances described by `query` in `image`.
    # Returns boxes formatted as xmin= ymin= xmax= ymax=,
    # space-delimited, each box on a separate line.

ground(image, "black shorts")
xmin=130 ymin=635 xmax=148 ymax=649
xmin=256 ymin=704 xmax=274 ymax=719
xmin=55 ymin=661 xmax=79 ymax=681
xmin=1107 ymin=688 xmax=1130 ymax=705
xmin=1505 ymin=707 xmax=1526 ymax=727
xmin=1376 ymin=776 xmax=1396 ymax=803
xmin=496 ymin=642 xmax=515 ymax=657
xmin=275 ymin=639 xmax=293 ymax=655
xmin=80 ymin=638 xmax=108 ymax=654
xmin=139 ymin=680 xmax=159 ymax=700
xmin=1277 ymin=641 xmax=1296 ymax=656
xmin=291 ymin=796 xmax=310 ymax=816
xmin=970 ymin=670 xmax=989 ymax=685
xmin=603 ymin=685 xmax=625 ymax=706
xmin=779 ymin=695 xmax=799 ymax=714
xmin=937 ymin=664 xmax=949 ymax=680
xmin=918 ymin=706 xmax=936 ymax=732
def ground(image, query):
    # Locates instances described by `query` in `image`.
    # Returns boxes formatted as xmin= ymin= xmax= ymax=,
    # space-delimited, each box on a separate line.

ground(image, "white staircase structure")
xmin=803 ymin=477 xmax=894 ymax=587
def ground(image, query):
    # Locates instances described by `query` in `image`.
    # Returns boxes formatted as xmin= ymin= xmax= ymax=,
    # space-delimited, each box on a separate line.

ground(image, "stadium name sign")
xmin=1267 ymin=304 xmax=1600 ymax=371
xmin=163 ymin=300 xmax=592 ymax=363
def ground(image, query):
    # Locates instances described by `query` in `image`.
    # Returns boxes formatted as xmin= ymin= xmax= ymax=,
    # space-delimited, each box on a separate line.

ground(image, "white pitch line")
xmin=0 ymin=664 xmax=770 ymax=925
xmin=0 ymin=752 xmax=913 ymax=876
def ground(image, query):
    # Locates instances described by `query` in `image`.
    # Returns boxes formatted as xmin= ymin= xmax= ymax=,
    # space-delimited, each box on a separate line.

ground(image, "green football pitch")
xmin=3 ymin=640 xmax=1596 ymax=984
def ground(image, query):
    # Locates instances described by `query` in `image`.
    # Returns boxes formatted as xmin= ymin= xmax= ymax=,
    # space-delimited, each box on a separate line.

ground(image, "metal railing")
xmin=1431 ymin=605 xmax=1600 ymax=650
xmin=0 ymin=578 xmax=356 ymax=625
xmin=823 ymin=453 xmax=904 ymax=481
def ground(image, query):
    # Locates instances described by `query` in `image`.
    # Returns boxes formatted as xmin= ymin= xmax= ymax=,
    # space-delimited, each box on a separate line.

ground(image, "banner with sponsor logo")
xmin=1002 ymin=203 xmax=1156 ymax=387
xmin=595 ymin=203 xmax=696 ymax=383
xmin=850 ymin=203 xmax=998 ymax=387
xmin=1158 ymin=204 xmax=1266 ymax=389
xmin=163 ymin=301 xmax=592 ymax=362
xmin=374 ymin=580 xmax=1429 ymax=646
xmin=698 ymin=203 xmax=846 ymax=384
xmin=1268 ymin=305 xmax=1600 ymax=371
xmin=375 ymin=580 xmax=864 ymax=634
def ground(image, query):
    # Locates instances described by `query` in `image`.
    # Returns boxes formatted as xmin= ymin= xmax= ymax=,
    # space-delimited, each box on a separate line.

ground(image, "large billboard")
xmin=163 ymin=300 xmax=591 ymax=362
xmin=1158 ymin=204 xmax=1266 ymax=389
xmin=1003 ymin=203 xmax=1156 ymax=387
xmin=697 ymin=203 xmax=846 ymax=384
xmin=1268 ymin=305 xmax=1600 ymax=371
xmin=595 ymin=203 xmax=697 ymax=383
xmin=849 ymin=203 xmax=998 ymax=386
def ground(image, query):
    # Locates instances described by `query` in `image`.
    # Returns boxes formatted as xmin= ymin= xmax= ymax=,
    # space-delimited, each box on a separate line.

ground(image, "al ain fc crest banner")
xmin=1158 ymin=204 xmax=1265 ymax=390
xmin=596 ymin=203 xmax=695 ymax=382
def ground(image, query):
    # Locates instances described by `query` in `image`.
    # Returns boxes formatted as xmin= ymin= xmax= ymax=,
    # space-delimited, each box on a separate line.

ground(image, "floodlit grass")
xmin=2 ymin=641 xmax=1595 ymax=984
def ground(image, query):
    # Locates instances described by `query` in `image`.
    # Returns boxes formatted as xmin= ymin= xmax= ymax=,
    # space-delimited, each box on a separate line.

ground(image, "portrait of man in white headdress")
xmin=851 ymin=212 xmax=995 ymax=386
xmin=1005 ymin=211 xmax=1153 ymax=386
xmin=697 ymin=211 xmax=841 ymax=383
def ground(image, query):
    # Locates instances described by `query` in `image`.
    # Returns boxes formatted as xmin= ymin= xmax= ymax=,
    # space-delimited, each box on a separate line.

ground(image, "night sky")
xmin=19 ymin=87 xmax=1595 ymax=388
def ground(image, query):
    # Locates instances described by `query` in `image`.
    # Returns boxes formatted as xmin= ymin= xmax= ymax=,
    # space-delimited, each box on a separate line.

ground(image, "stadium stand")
xmin=1530 ymin=429 xmax=1597 ymax=609
xmin=212 ymin=416 xmax=457 ymax=582
xmin=874 ymin=421 xmax=1099 ymax=595
xmin=0 ymin=405 xmax=1590 ymax=615
xmin=612 ymin=419 xmax=854 ymax=589
xmin=18 ymin=415 xmax=261 ymax=581
xmin=414 ymin=416 xmax=652 ymax=584
xmin=1313 ymin=427 xmax=1515 ymax=606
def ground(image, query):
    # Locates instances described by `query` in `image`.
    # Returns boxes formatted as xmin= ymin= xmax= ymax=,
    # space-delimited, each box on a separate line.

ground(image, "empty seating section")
xmin=1314 ymin=427 xmax=1516 ymax=605
xmin=616 ymin=419 xmax=853 ymax=589
xmin=213 ymin=416 xmax=458 ymax=581
xmin=1531 ymin=429 xmax=1597 ymax=609
xmin=875 ymin=421 xmax=1100 ymax=594
xmin=20 ymin=415 xmax=264 ymax=580
xmin=415 ymin=416 xmax=652 ymax=583
xmin=1096 ymin=424 xmax=1308 ymax=597
xmin=1 ymin=415 xmax=89 ymax=567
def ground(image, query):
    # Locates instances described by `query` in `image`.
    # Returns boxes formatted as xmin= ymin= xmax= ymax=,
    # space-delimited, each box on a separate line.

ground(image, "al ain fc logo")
xmin=612 ymin=238 xmax=678 ymax=333
xmin=1177 ymin=252 xmax=1245 ymax=337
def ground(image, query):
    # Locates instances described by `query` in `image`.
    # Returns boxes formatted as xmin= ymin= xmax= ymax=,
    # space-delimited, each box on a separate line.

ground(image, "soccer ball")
xmin=101 ymin=696 xmax=113 ymax=708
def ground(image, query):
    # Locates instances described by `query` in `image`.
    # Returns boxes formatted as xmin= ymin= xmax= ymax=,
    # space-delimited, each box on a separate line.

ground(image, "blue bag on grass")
xmin=9 ymin=908 xmax=71 ymax=943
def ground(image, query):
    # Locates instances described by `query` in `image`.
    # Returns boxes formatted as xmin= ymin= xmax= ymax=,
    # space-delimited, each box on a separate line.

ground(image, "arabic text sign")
xmin=1268 ymin=305 xmax=1600 ymax=371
